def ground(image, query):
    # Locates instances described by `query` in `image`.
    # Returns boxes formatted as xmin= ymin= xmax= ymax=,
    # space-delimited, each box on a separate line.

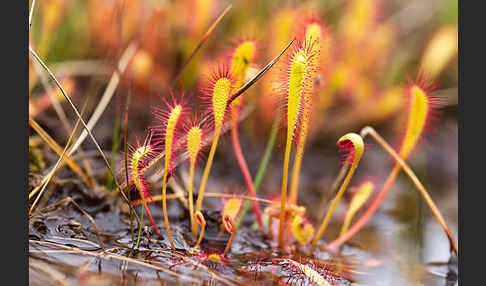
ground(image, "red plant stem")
xmin=327 ymin=164 xmax=401 ymax=249
xmin=231 ymin=111 xmax=264 ymax=228
xmin=223 ymin=219 xmax=236 ymax=255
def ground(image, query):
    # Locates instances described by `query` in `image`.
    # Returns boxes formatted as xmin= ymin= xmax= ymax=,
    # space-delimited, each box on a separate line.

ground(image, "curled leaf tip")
xmin=223 ymin=198 xmax=241 ymax=232
xmin=195 ymin=211 xmax=206 ymax=227
xmin=312 ymin=132 xmax=365 ymax=246
xmin=194 ymin=211 xmax=206 ymax=248
xmin=223 ymin=215 xmax=233 ymax=233
xmin=223 ymin=214 xmax=236 ymax=255
xmin=128 ymin=144 xmax=156 ymax=200
xmin=338 ymin=132 xmax=364 ymax=166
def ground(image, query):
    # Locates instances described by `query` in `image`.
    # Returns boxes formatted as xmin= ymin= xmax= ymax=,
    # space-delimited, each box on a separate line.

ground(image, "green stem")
xmin=135 ymin=195 xmax=145 ymax=249
xmin=236 ymin=111 xmax=281 ymax=228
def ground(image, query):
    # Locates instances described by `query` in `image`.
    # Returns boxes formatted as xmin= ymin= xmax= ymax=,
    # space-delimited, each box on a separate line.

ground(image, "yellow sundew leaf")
xmin=187 ymin=126 xmax=202 ymax=166
xmin=222 ymin=198 xmax=241 ymax=232
xmin=340 ymin=181 xmax=374 ymax=236
xmin=399 ymin=85 xmax=428 ymax=160
xmin=162 ymin=103 xmax=184 ymax=249
xmin=131 ymin=146 xmax=152 ymax=196
xmin=287 ymin=51 xmax=307 ymax=138
xmin=213 ymin=78 xmax=231 ymax=128
xmin=165 ymin=105 xmax=182 ymax=154
xmin=291 ymin=215 xmax=315 ymax=246
xmin=208 ymin=253 xmax=221 ymax=263
xmin=421 ymin=25 xmax=458 ymax=78
xmin=230 ymin=41 xmax=256 ymax=83
xmin=338 ymin=133 xmax=364 ymax=166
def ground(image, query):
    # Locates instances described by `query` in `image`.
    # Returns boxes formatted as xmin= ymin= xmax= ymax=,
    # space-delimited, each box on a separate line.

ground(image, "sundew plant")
xmin=28 ymin=0 xmax=458 ymax=285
